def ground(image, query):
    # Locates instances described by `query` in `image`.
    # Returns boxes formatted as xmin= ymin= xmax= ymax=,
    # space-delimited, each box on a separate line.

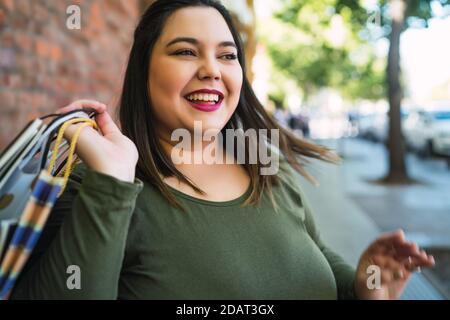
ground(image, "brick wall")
xmin=0 ymin=0 xmax=142 ymax=150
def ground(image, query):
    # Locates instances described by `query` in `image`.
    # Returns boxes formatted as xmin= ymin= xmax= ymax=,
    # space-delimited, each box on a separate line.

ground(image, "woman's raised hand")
xmin=354 ymin=229 xmax=435 ymax=300
xmin=57 ymin=99 xmax=139 ymax=183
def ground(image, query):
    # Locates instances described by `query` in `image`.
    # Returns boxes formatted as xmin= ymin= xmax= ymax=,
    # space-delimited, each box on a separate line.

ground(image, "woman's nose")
xmin=197 ymin=57 xmax=221 ymax=81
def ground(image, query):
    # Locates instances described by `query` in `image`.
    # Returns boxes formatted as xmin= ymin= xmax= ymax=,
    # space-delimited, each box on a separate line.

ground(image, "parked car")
xmin=357 ymin=110 xmax=409 ymax=145
xmin=357 ymin=113 xmax=386 ymax=142
xmin=403 ymin=109 xmax=450 ymax=161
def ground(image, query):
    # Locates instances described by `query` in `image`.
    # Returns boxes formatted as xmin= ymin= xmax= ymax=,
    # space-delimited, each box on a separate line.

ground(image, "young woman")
xmin=12 ymin=0 xmax=434 ymax=300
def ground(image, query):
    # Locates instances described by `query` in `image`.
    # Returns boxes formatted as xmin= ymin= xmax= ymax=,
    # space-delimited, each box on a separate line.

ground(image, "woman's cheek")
xmin=232 ymin=69 xmax=243 ymax=100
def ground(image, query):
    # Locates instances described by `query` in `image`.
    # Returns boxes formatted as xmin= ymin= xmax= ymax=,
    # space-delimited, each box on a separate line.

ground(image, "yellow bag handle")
xmin=47 ymin=118 xmax=98 ymax=196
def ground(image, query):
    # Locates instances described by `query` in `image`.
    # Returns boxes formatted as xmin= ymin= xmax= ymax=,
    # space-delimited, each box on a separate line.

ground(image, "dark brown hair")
xmin=118 ymin=0 xmax=338 ymax=210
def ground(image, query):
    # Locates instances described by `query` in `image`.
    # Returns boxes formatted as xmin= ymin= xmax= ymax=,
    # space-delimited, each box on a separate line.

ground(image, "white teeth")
xmin=186 ymin=93 xmax=220 ymax=102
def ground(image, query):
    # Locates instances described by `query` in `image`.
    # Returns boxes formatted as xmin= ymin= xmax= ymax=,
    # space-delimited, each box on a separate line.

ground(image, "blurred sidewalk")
xmin=298 ymin=138 xmax=447 ymax=300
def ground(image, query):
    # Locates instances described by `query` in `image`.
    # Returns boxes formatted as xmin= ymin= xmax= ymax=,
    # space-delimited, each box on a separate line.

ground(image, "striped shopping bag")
xmin=0 ymin=117 xmax=97 ymax=299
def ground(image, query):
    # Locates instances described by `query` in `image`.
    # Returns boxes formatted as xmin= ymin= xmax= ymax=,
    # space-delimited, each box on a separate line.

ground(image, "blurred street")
xmin=341 ymin=138 xmax=450 ymax=248
xmin=299 ymin=137 xmax=450 ymax=299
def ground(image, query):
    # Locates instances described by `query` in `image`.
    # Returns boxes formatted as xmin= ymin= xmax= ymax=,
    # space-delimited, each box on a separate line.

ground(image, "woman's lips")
xmin=185 ymin=97 xmax=223 ymax=112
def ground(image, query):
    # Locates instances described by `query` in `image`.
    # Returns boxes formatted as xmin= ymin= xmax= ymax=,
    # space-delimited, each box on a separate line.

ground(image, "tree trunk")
xmin=383 ymin=0 xmax=412 ymax=184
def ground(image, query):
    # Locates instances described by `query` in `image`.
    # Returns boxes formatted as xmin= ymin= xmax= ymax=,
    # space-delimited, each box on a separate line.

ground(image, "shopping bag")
xmin=0 ymin=113 xmax=97 ymax=299
xmin=0 ymin=109 xmax=95 ymax=221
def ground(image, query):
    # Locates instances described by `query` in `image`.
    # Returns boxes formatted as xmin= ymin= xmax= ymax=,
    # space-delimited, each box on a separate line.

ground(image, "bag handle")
xmin=47 ymin=118 xmax=98 ymax=196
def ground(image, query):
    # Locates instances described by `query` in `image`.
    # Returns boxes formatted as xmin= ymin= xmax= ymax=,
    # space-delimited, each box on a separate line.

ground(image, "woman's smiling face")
xmin=148 ymin=6 xmax=243 ymax=140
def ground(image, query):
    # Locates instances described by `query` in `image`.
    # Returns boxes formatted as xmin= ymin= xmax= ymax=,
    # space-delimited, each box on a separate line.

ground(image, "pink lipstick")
xmin=184 ymin=89 xmax=224 ymax=112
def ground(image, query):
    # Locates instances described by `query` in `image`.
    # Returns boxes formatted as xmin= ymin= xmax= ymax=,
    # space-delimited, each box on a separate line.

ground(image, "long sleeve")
xmin=277 ymin=159 xmax=357 ymax=300
xmin=300 ymin=190 xmax=357 ymax=300
xmin=10 ymin=164 xmax=143 ymax=299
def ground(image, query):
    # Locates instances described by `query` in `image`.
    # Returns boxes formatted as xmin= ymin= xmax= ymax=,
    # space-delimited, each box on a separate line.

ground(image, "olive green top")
xmin=12 ymin=161 xmax=356 ymax=300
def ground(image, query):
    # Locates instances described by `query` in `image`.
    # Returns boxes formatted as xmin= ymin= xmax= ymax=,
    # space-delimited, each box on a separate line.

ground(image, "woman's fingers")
xmin=373 ymin=229 xmax=406 ymax=247
xmin=51 ymin=100 xmax=138 ymax=182
xmin=56 ymin=99 xmax=122 ymax=139
xmin=371 ymin=255 xmax=406 ymax=282
xmin=402 ymin=252 xmax=435 ymax=271
xmin=62 ymin=120 xmax=99 ymax=144
xmin=389 ymin=241 xmax=422 ymax=260
xmin=368 ymin=250 xmax=435 ymax=282
xmin=367 ymin=230 xmax=406 ymax=254
xmin=57 ymin=99 xmax=107 ymax=115
xmin=365 ymin=230 xmax=436 ymax=282
xmin=94 ymin=109 xmax=121 ymax=137
xmin=393 ymin=241 xmax=420 ymax=255
xmin=369 ymin=230 xmax=434 ymax=267
xmin=387 ymin=242 xmax=435 ymax=269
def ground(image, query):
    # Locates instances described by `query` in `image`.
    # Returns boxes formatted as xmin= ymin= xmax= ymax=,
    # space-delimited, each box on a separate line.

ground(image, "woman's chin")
xmin=186 ymin=120 xmax=226 ymax=135
xmin=182 ymin=115 xmax=230 ymax=133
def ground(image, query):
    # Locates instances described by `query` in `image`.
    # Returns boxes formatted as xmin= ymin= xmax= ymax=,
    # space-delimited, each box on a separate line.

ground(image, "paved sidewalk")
xmin=297 ymin=138 xmax=446 ymax=300
xmin=340 ymin=139 xmax=450 ymax=248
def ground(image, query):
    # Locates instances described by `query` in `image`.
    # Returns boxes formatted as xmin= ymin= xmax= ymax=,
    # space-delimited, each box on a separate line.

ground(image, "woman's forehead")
xmin=159 ymin=6 xmax=235 ymax=45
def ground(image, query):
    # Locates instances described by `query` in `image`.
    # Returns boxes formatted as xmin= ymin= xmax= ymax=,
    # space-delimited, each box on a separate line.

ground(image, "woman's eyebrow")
xmin=166 ymin=37 xmax=237 ymax=49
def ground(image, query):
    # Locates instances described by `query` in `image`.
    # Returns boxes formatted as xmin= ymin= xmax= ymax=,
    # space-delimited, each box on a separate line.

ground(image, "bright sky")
xmin=401 ymin=16 xmax=450 ymax=100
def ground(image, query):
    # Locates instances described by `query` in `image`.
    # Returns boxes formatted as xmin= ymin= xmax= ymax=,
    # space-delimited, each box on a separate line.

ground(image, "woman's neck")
xmin=159 ymin=131 xmax=231 ymax=166
xmin=158 ymin=133 xmax=251 ymax=201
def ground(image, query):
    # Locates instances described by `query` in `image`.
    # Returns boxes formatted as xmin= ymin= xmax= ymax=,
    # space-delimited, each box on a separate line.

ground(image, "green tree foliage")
xmin=264 ymin=0 xmax=385 ymax=101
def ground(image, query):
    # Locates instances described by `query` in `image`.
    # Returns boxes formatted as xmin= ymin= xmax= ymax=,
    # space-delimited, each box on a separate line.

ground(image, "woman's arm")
xmin=11 ymin=164 xmax=143 ymax=299
xmin=300 ymin=189 xmax=435 ymax=300
xmin=300 ymin=192 xmax=357 ymax=300
xmin=279 ymin=158 xmax=357 ymax=300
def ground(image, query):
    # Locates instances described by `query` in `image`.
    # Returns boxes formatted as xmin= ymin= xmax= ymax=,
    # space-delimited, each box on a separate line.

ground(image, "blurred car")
xmin=357 ymin=110 xmax=409 ymax=144
xmin=357 ymin=113 xmax=386 ymax=142
xmin=403 ymin=109 xmax=450 ymax=159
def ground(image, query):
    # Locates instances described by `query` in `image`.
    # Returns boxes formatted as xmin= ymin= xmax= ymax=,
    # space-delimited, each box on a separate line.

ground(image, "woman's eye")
xmin=221 ymin=53 xmax=238 ymax=60
xmin=175 ymin=49 xmax=196 ymax=56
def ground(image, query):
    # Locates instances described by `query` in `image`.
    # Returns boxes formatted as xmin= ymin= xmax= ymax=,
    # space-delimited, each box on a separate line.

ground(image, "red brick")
xmin=0 ymin=9 xmax=5 ymax=25
xmin=121 ymin=0 xmax=140 ymax=19
xmin=17 ymin=92 xmax=32 ymax=110
xmin=14 ymin=0 xmax=31 ymax=16
xmin=0 ymin=0 xmax=14 ymax=11
xmin=35 ymin=39 xmax=51 ymax=58
xmin=89 ymin=2 xmax=106 ymax=33
xmin=29 ymin=92 xmax=47 ymax=110
xmin=0 ymin=30 xmax=14 ymax=46
xmin=11 ymin=14 xmax=27 ymax=30
xmin=50 ymin=45 xmax=62 ymax=61
xmin=3 ymin=73 xmax=21 ymax=89
xmin=34 ymin=3 xmax=49 ymax=23
xmin=0 ymin=47 xmax=16 ymax=69
xmin=0 ymin=74 xmax=8 ymax=86
xmin=14 ymin=32 xmax=33 ymax=53
xmin=0 ymin=90 xmax=15 ymax=110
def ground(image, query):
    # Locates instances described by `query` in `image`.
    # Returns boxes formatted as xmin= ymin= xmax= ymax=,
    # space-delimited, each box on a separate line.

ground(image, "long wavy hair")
xmin=118 ymin=0 xmax=339 ymax=210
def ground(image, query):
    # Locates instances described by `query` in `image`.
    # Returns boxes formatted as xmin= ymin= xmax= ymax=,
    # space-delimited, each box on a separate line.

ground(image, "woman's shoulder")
xmin=271 ymin=158 xmax=310 ymax=214
xmin=276 ymin=158 xmax=303 ymax=190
